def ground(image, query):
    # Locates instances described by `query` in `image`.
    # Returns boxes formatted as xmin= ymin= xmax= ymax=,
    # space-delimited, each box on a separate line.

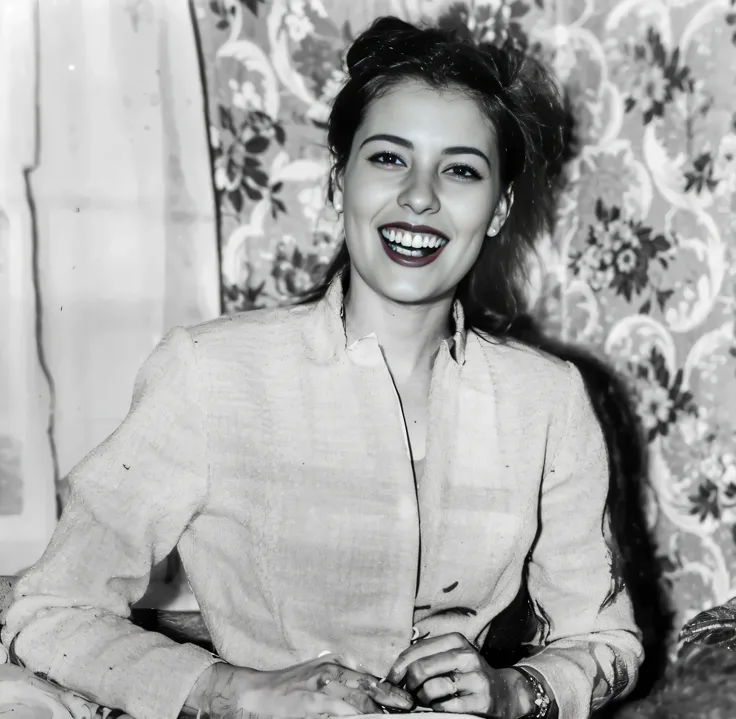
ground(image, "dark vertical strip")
xmin=25 ymin=0 xmax=61 ymax=518
xmin=187 ymin=0 xmax=224 ymax=317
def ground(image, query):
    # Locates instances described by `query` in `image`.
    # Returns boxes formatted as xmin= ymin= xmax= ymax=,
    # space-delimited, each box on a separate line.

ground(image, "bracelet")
xmin=514 ymin=667 xmax=551 ymax=719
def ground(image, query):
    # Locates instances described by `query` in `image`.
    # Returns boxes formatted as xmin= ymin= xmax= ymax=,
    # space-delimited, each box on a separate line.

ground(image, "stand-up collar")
xmin=303 ymin=276 xmax=467 ymax=365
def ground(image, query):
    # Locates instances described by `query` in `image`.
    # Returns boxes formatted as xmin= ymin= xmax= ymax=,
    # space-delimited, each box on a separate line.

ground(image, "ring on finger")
xmin=449 ymin=670 xmax=461 ymax=697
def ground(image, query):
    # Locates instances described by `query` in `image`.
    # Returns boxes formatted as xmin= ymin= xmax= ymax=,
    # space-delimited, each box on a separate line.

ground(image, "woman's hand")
xmin=386 ymin=633 xmax=536 ymax=718
xmin=185 ymin=656 xmax=414 ymax=719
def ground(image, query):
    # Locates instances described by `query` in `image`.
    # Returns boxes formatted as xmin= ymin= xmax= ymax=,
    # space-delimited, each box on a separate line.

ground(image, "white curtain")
xmin=0 ymin=0 xmax=220 ymax=577
xmin=0 ymin=0 xmax=56 ymax=577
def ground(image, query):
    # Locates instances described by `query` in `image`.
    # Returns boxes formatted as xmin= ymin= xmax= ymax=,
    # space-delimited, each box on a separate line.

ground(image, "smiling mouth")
xmin=379 ymin=226 xmax=449 ymax=259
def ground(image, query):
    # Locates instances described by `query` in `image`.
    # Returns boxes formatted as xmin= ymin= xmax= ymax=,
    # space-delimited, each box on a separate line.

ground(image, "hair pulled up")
xmin=302 ymin=16 xmax=573 ymax=338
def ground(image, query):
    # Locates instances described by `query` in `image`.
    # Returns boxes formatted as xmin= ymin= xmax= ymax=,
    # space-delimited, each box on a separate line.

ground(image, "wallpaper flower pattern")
xmin=193 ymin=0 xmax=736 ymax=646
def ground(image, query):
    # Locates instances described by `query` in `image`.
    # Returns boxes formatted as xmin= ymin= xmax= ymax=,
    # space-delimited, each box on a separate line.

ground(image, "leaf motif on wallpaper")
xmin=661 ymin=209 xmax=726 ymax=333
xmin=209 ymin=0 xmax=267 ymax=30
xmin=220 ymin=199 xmax=271 ymax=287
xmin=619 ymin=28 xmax=694 ymax=125
xmin=641 ymin=140 xmax=729 ymax=336
xmin=684 ymin=152 xmax=720 ymax=195
xmin=568 ymin=199 xmax=676 ymax=313
xmin=688 ymin=479 xmax=722 ymax=522
xmin=604 ymin=315 xmax=700 ymax=446
xmin=629 ymin=347 xmax=698 ymax=443
xmin=212 ymin=106 xmax=288 ymax=218
xmin=675 ymin=416 xmax=736 ymax=530
xmin=270 ymin=233 xmax=337 ymax=301
xmin=267 ymin=0 xmax=345 ymax=115
xmin=217 ymin=39 xmax=281 ymax=118
xmin=683 ymin=322 xmax=734 ymax=396
xmin=568 ymin=140 xmax=653 ymax=222
xmin=435 ymin=0 xmax=537 ymax=53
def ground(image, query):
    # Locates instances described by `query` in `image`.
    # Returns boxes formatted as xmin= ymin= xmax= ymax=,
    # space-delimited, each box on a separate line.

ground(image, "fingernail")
xmin=378 ymin=682 xmax=412 ymax=707
xmin=396 ymin=693 xmax=413 ymax=708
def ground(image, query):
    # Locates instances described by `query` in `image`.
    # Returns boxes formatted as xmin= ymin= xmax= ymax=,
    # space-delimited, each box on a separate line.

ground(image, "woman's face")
xmin=337 ymin=78 xmax=511 ymax=306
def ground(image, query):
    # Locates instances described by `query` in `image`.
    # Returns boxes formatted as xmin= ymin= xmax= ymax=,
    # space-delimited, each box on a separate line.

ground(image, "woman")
xmin=2 ymin=16 xmax=643 ymax=719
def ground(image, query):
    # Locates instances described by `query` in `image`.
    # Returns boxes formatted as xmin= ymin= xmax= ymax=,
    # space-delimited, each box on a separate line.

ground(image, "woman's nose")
xmin=397 ymin=170 xmax=440 ymax=215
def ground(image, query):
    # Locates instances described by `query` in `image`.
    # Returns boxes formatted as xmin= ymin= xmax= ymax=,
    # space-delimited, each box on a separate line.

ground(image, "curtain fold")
xmin=0 ymin=0 xmax=220 ymax=579
xmin=30 ymin=0 xmax=221 ymax=505
xmin=0 ymin=0 xmax=56 ymax=576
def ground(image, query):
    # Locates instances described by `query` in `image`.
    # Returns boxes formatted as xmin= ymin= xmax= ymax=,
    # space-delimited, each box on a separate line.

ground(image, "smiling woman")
xmin=2 ymin=15 xmax=642 ymax=719
xmin=301 ymin=16 xmax=569 ymax=332
xmin=340 ymin=83 xmax=503 ymax=289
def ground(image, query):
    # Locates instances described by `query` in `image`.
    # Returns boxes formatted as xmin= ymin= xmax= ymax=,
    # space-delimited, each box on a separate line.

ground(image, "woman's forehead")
xmin=357 ymin=79 xmax=498 ymax=151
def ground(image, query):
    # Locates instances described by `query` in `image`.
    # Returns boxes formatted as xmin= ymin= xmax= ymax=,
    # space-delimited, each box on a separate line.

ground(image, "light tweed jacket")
xmin=3 ymin=279 xmax=642 ymax=719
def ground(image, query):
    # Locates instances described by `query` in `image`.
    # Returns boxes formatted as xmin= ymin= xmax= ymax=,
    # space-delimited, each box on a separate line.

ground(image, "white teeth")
xmin=381 ymin=227 xmax=448 ymax=248
xmin=392 ymin=245 xmax=425 ymax=257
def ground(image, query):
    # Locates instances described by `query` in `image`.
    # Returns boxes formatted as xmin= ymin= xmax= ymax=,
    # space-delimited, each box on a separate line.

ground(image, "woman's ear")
xmin=331 ymin=169 xmax=344 ymax=214
xmin=486 ymin=184 xmax=514 ymax=237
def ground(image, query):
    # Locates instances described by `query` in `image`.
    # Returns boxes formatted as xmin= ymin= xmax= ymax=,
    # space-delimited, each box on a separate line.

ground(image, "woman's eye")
xmin=445 ymin=165 xmax=482 ymax=180
xmin=369 ymin=151 xmax=405 ymax=167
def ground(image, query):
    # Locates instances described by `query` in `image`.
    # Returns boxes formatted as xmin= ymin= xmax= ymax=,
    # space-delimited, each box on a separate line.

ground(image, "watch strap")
xmin=514 ymin=667 xmax=551 ymax=719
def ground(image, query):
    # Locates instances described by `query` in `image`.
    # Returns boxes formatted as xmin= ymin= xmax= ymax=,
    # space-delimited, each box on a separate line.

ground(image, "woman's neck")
xmin=343 ymin=277 xmax=454 ymax=383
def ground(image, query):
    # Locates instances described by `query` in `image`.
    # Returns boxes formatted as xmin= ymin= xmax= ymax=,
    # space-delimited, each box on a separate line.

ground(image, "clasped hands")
xmin=384 ymin=632 xmax=534 ymax=717
xmin=192 ymin=633 xmax=536 ymax=719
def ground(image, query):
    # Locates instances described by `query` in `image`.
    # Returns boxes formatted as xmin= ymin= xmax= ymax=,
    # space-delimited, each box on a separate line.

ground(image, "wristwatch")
xmin=514 ymin=667 xmax=552 ymax=719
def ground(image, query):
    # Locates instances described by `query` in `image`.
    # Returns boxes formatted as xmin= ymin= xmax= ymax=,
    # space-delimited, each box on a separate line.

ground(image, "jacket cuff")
xmin=51 ymin=642 xmax=222 ymax=719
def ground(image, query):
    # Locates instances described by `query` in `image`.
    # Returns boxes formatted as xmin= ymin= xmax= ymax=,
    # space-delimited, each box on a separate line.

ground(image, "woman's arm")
xmin=515 ymin=362 xmax=644 ymax=719
xmin=2 ymin=328 xmax=219 ymax=719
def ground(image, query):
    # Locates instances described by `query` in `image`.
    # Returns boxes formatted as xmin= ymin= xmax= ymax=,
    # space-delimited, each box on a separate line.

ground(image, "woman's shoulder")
xmin=185 ymin=302 xmax=315 ymax=353
xmin=474 ymin=332 xmax=572 ymax=386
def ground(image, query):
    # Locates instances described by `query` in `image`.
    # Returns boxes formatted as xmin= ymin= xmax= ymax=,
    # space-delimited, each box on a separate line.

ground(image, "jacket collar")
xmin=303 ymin=275 xmax=467 ymax=365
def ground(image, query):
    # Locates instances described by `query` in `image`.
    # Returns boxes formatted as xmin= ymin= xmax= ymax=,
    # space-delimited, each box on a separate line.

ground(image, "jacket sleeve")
xmin=515 ymin=362 xmax=644 ymax=719
xmin=1 ymin=327 xmax=220 ymax=719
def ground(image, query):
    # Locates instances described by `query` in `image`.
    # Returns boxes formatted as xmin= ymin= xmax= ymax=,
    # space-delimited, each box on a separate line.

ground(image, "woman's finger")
xmin=387 ymin=633 xmax=470 ymax=685
xmin=428 ymin=695 xmax=467 ymax=714
xmin=337 ymin=687 xmax=381 ymax=715
xmin=318 ymin=665 xmax=397 ymax=713
xmin=401 ymin=648 xmax=480 ymax=692
xmin=426 ymin=672 xmax=495 ymax=715
xmin=297 ymin=691 xmax=362 ymax=717
xmin=367 ymin=680 xmax=414 ymax=710
xmin=415 ymin=673 xmax=459 ymax=705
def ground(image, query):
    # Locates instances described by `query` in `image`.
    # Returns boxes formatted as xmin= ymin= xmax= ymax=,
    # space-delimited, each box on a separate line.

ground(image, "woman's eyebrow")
xmin=359 ymin=133 xmax=413 ymax=149
xmin=359 ymin=134 xmax=490 ymax=169
xmin=442 ymin=146 xmax=491 ymax=169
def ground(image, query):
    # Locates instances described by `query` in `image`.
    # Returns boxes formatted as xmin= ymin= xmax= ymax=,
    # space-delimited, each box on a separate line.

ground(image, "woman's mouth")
xmin=378 ymin=226 xmax=449 ymax=267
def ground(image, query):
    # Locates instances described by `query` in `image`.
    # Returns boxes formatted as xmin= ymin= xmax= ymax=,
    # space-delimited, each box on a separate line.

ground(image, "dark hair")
xmin=299 ymin=16 xmax=572 ymax=337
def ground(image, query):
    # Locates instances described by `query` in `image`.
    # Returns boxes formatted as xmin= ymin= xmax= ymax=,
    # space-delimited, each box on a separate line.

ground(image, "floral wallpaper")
xmin=193 ymin=0 xmax=736 ymax=647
